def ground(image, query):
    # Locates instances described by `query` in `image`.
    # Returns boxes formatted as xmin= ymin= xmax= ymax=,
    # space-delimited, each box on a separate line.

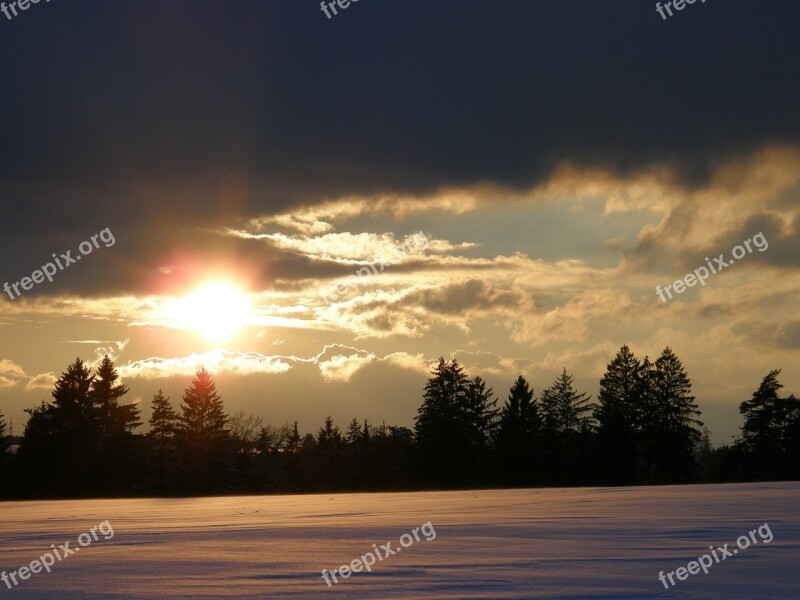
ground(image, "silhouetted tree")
xmin=595 ymin=346 xmax=642 ymax=484
xmin=540 ymin=369 xmax=594 ymax=483
xmin=52 ymin=358 xmax=98 ymax=494
xmin=540 ymin=368 xmax=593 ymax=436
xmin=91 ymin=355 xmax=142 ymax=493
xmin=464 ymin=376 xmax=499 ymax=455
xmin=495 ymin=376 xmax=539 ymax=484
xmin=148 ymin=390 xmax=178 ymax=494
xmin=0 ymin=409 xmax=8 ymax=496
xmin=177 ymin=368 xmax=229 ymax=492
xmin=316 ymin=416 xmax=345 ymax=489
xmin=416 ymin=358 xmax=496 ymax=485
xmin=736 ymin=370 xmax=800 ymax=480
xmin=253 ymin=422 xmax=292 ymax=491
xmin=650 ymin=348 xmax=702 ymax=483
xmin=344 ymin=418 xmax=370 ymax=488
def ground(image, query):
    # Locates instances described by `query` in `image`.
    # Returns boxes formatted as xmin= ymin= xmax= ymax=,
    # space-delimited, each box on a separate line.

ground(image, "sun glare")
xmin=178 ymin=281 xmax=251 ymax=342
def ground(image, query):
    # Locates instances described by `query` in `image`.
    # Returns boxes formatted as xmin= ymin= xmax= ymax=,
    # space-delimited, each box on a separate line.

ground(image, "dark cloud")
xmin=404 ymin=279 xmax=531 ymax=315
xmin=731 ymin=318 xmax=800 ymax=350
xmin=1 ymin=0 xmax=799 ymax=295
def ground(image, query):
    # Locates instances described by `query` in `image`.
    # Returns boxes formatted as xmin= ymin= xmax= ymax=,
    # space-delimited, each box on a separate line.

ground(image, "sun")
xmin=179 ymin=281 xmax=252 ymax=342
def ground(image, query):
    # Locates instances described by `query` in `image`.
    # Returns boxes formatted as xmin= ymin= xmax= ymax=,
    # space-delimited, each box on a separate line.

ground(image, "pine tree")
xmin=539 ymin=369 xmax=594 ymax=483
xmin=595 ymin=345 xmax=642 ymax=484
xmin=316 ymin=416 xmax=344 ymax=489
xmin=177 ymin=368 xmax=229 ymax=491
xmin=51 ymin=358 xmax=96 ymax=433
xmin=415 ymin=358 xmax=490 ymax=484
xmin=287 ymin=421 xmax=301 ymax=454
xmin=345 ymin=418 xmax=362 ymax=445
xmin=148 ymin=390 xmax=177 ymax=494
xmin=652 ymin=347 xmax=702 ymax=482
xmin=540 ymin=369 xmax=593 ymax=435
xmin=495 ymin=375 xmax=539 ymax=484
xmin=0 ymin=409 xmax=7 ymax=497
xmin=53 ymin=358 xmax=99 ymax=494
xmin=464 ymin=376 xmax=499 ymax=451
xmin=737 ymin=370 xmax=800 ymax=479
xmin=0 ymin=409 xmax=7 ymax=444
xmin=91 ymin=355 xmax=142 ymax=493
xmin=92 ymin=355 xmax=141 ymax=433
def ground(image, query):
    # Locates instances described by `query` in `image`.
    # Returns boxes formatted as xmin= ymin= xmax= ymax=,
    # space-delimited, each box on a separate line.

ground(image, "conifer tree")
xmin=90 ymin=355 xmax=141 ymax=492
xmin=0 ymin=409 xmax=7 ymax=496
xmin=595 ymin=345 xmax=642 ymax=484
xmin=652 ymin=347 xmax=702 ymax=482
xmin=415 ymin=358 xmax=492 ymax=484
xmin=540 ymin=369 xmax=594 ymax=483
xmin=495 ymin=375 xmax=539 ymax=484
xmin=738 ymin=369 xmax=800 ymax=479
xmin=177 ymin=368 xmax=229 ymax=491
xmin=540 ymin=368 xmax=593 ymax=435
xmin=148 ymin=390 xmax=178 ymax=494
xmin=92 ymin=355 xmax=141 ymax=433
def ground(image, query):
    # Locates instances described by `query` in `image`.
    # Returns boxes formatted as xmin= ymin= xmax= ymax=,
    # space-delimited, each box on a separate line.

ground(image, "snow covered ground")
xmin=1 ymin=482 xmax=798 ymax=599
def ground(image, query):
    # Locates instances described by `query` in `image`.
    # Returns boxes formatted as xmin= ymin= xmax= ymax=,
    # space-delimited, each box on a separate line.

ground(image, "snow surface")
xmin=1 ymin=482 xmax=798 ymax=599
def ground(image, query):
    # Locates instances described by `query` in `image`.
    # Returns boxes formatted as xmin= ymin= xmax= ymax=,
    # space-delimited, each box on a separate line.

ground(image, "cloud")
xmin=0 ymin=359 xmax=27 ymax=388
xmin=622 ymin=147 xmax=800 ymax=275
xmin=26 ymin=373 xmax=57 ymax=391
xmin=316 ymin=348 xmax=376 ymax=382
xmin=118 ymin=350 xmax=293 ymax=380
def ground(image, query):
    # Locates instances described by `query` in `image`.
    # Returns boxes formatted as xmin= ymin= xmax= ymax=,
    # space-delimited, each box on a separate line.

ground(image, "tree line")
xmin=0 ymin=346 xmax=797 ymax=499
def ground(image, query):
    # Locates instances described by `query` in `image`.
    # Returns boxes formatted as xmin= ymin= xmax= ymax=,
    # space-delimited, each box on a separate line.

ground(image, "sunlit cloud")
xmin=25 ymin=372 xmax=57 ymax=391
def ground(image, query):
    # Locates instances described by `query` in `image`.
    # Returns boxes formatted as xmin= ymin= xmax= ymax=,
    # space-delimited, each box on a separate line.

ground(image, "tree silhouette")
xmin=737 ymin=369 xmax=800 ymax=479
xmin=177 ymin=368 xmax=229 ymax=492
xmin=148 ymin=390 xmax=178 ymax=494
xmin=595 ymin=346 xmax=642 ymax=484
xmin=316 ymin=416 xmax=344 ymax=489
xmin=495 ymin=376 xmax=539 ymax=484
xmin=540 ymin=369 xmax=594 ymax=484
xmin=415 ymin=358 xmax=474 ymax=484
xmin=651 ymin=348 xmax=702 ymax=483
xmin=92 ymin=355 xmax=141 ymax=493
xmin=3 ymin=350 xmax=796 ymax=498
xmin=0 ymin=409 xmax=8 ymax=497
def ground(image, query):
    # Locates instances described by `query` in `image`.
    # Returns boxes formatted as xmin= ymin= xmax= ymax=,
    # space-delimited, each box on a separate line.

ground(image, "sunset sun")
xmin=179 ymin=281 xmax=251 ymax=342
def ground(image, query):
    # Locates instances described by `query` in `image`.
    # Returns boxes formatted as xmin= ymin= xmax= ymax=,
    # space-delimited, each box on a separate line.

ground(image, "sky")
xmin=0 ymin=0 xmax=798 ymax=444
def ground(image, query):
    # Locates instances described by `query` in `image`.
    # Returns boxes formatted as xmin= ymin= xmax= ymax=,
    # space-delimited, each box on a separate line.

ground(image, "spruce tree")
xmin=540 ymin=369 xmax=594 ymax=483
xmin=0 ymin=409 xmax=7 ymax=497
xmin=540 ymin=369 xmax=593 ymax=435
xmin=345 ymin=418 xmax=362 ymax=445
xmin=52 ymin=358 xmax=98 ymax=494
xmin=738 ymin=370 xmax=800 ymax=479
xmin=595 ymin=345 xmax=642 ymax=484
xmin=652 ymin=347 xmax=702 ymax=482
xmin=495 ymin=376 xmax=539 ymax=484
xmin=92 ymin=355 xmax=139 ymax=433
xmin=148 ymin=390 xmax=177 ymax=494
xmin=177 ymin=368 xmax=229 ymax=491
xmin=414 ymin=358 xmax=477 ymax=484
